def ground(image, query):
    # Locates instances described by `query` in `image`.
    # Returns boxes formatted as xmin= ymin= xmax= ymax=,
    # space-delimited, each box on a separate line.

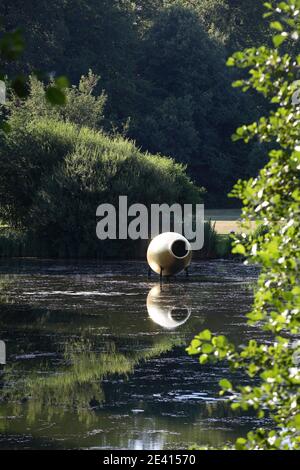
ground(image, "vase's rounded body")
xmin=147 ymin=232 xmax=192 ymax=276
xmin=147 ymin=285 xmax=191 ymax=329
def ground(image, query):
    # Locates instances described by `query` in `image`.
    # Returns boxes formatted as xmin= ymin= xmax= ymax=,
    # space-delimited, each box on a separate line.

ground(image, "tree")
xmin=7 ymin=71 xmax=107 ymax=130
xmin=0 ymin=112 xmax=202 ymax=257
xmin=0 ymin=0 xmax=271 ymax=204
xmin=187 ymin=0 xmax=271 ymax=50
xmin=130 ymin=5 xmax=259 ymax=203
xmin=141 ymin=0 xmax=271 ymax=49
xmin=0 ymin=0 xmax=68 ymax=76
xmin=0 ymin=0 xmax=136 ymax=117
xmin=188 ymin=0 xmax=300 ymax=450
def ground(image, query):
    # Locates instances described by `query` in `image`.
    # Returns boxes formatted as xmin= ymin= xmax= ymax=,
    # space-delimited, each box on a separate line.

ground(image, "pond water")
xmin=0 ymin=259 xmax=266 ymax=450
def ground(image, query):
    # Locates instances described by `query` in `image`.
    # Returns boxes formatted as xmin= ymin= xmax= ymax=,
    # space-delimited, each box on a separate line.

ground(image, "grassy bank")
xmin=0 ymin=222 xmax=233 ymax=260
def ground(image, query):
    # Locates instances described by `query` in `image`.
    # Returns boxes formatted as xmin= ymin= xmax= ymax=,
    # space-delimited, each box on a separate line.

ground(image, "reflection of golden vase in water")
xmin=147 ymin=232 xmax=192 ymax=276
xmin=147 ymin=285 xmax=191 ymax=329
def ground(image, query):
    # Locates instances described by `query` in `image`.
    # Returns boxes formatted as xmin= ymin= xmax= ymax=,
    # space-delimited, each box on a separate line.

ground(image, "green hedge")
xmin=0 ymin=119 xmax=203 ymax=258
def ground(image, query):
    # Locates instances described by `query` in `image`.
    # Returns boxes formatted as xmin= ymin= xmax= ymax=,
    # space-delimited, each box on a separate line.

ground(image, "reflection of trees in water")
xmin=0 ymin=278 xmax=204 ymax=429
xmin=0 ymin=275 xmax=18 ymax=305
xmin=0 ymin=334 xmax=186 ymax=426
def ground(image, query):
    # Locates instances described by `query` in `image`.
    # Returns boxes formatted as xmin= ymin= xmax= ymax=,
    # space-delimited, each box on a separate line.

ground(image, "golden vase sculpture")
xmin=147 ymin=232 xmax=192 ymax=276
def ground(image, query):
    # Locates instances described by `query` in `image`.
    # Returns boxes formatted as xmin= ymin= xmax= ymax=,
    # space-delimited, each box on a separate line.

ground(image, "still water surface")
xmin=0 ymin=259 xmax=264 ymax=449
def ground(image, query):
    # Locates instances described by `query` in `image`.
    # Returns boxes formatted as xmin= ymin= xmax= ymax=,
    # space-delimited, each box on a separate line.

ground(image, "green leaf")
xmin=232 ymin=80 xmax=244 ymax=88
xmin=190 ymin=339 xmax=201 ymax=350
xmin=199 ymin=354 xmax=208 ymax=364
xmin=202 ymin=343 xmax=214 ymax=354
xmin=213 ymin=335 xmax=228 ymax=348
xmin=270 ymin=22 xmax=283 ymax=32
xmin=46 ymin=87 xmax=66 ymax=106
xmin=232 ymin=244 xmax=246 ymax=255
xmin=219 ymin=379 xmax=232 ymax=391
xmin=231 ymin=402 xmax=240 ymax=411
xmin=226 ymin=57 xmax=235 ymax=67
xmin=236 ymin=438 xmax=247 ymax=450
xmin=292 ymin=414 xmax=300 ymax=430
xmin=272 ymin=34 xmax=287 ymax=48
xmin=292 ymin=286 xmax=300 ymax=295
xmin=198 ymin=329 xmax=212 ymax=341
xmin=55 ymin=76 xmax=70 ymax=89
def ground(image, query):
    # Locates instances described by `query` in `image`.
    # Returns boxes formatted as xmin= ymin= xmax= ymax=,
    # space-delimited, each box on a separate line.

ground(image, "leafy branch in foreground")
xmin=188 ymin=0 xmax=300 ymax=450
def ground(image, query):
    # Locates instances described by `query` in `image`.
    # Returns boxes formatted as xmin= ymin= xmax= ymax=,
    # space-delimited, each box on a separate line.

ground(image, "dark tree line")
xmin=0 ymin=0 xmax=273 ymax=205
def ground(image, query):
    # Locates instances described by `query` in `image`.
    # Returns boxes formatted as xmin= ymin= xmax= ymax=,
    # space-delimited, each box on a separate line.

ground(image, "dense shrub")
xmin=0 ymin=118 xmax=202 ymax=258
xmin=6 ymin=72 xmax=107 ymax=131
